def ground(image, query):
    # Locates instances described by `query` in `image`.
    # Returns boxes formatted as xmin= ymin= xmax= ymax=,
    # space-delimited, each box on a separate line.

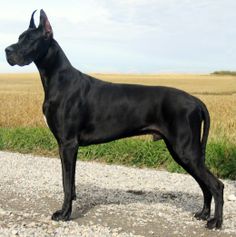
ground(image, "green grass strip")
xmin=0 ymin=127 xmax=235 ymax=180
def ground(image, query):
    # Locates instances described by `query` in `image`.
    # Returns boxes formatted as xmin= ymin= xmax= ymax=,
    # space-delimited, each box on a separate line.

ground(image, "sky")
xmin=1 ymin=0 xmax=236 ymax=73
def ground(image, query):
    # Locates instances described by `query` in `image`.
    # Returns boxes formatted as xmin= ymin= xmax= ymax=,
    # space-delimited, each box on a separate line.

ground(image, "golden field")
xmin=0 ymin=73 xmax=236 ymax=143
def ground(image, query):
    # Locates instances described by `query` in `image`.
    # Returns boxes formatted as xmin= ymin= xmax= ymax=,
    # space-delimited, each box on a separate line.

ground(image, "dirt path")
xmin=0 ymin=151 xmax=235 ymax=237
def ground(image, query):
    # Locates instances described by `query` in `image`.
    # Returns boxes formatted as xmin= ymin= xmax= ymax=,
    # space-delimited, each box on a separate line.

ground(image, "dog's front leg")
xmin=52 ymin=144 xmax=78 ymax=221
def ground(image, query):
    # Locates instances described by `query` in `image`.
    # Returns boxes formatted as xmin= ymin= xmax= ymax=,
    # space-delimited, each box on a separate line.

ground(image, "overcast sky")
xmin=1 ymin=0 xmax=236 ymax=73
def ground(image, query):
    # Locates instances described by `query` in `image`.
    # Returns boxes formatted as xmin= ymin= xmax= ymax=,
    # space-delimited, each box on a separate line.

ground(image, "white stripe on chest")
xmin=43 ymin=115 xmax=49 ymax=128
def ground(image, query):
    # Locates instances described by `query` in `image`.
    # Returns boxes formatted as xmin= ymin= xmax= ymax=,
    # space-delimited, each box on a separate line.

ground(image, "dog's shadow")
xmin=71 ymin=183 xmax=202 ymax=219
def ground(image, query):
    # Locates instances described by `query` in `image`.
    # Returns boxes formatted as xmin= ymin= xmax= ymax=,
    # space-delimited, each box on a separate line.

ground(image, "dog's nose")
xmin=5 ymin=46 xmax=14 ymax=55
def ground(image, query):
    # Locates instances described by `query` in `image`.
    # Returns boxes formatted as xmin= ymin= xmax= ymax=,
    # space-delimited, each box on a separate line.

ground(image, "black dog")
xmin=5 ymin=10 xmax=224 ymax=229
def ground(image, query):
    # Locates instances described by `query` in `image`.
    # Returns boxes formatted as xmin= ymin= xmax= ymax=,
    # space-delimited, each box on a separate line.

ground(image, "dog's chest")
xmin=43 ymin=115 xmax=49 ymax=128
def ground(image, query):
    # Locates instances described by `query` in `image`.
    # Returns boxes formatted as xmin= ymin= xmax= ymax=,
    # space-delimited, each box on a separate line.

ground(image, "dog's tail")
xmin=200 ymin=100 xmax=210 ymax=160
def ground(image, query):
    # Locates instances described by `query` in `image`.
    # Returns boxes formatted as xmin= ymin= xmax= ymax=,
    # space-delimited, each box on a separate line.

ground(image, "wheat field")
xmin=0 ymin=73 xmax=236 ymax=142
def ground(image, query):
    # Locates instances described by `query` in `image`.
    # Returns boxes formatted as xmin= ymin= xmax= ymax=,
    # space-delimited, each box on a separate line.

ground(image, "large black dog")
xmin=5 ymin=10 xmax=224 ymax=229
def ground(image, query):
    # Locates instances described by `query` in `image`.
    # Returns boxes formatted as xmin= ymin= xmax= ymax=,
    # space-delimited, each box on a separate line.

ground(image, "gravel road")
xmin=0 ymin=151 xmax=235 ymax=237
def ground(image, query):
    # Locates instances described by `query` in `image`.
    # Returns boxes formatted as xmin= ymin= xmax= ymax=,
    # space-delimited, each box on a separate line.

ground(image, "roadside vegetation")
xmin=0 ymin=73 xmax=235 ymax=179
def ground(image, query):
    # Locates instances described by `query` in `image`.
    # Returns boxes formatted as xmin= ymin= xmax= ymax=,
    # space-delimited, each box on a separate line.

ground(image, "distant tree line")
xmin=212 ymin=71 xmax=236 ymax=76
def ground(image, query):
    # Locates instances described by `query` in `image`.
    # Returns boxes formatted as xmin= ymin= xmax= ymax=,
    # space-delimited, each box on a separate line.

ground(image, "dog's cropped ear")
xmin=29 ymin=10 xmax=37 ymax=29
xmin=39 ymin=9 xmax=53 ymax=38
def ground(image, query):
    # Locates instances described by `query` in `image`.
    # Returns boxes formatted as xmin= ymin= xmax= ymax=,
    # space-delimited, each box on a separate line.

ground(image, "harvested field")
xmin=0 ymin=73 xmax=236 ymax=142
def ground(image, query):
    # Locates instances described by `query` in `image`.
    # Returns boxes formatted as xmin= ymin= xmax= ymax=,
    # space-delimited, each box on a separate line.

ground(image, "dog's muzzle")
xmin=5 ymin=46 xmax=17 ymax=66
xmin=5 ymin=45 xmax=32 ymax=66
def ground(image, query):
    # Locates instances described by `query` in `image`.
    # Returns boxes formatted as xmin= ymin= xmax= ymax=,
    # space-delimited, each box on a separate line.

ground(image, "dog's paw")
xmin=51 ymin=209 xmax=70 ymax=221
xmin=194 ymin=210 xmax=210 ymax=220
xmin=206 ymin=218 xmax=222 ymax=229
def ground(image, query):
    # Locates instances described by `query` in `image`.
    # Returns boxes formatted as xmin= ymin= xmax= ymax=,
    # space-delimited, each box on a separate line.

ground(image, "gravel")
xmin=0 ymin=151 xmax=235 ymax=237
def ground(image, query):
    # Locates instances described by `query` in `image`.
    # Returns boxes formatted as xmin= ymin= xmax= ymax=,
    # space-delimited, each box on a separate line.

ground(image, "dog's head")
xmin=5 ymin=9 xmax=53 ymax=66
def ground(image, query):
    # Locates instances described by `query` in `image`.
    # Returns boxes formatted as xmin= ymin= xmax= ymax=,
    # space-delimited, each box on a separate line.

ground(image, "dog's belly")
xmin=79 ymin=119 xmax=161 ymax=146
xmin=79 ymin=129 xmax=149 ymax=146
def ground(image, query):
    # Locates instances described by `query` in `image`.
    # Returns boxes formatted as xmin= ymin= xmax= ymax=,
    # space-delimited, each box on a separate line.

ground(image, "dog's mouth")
xmin=6 ymin=56 xmax=17 ymax=66
xmin=6 ymin=54 xmax=32 ymax=67
xmin=5 ymin=44 xmax=33 ymax=66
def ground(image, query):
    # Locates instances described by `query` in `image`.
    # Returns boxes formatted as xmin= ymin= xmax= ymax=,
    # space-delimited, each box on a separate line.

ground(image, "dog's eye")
xmin=19 ymin=34 xmax=34 ymax=41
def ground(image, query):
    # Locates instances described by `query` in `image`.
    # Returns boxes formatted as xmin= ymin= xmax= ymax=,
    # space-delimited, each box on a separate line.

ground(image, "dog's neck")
xmin=34 ymin=39 xmax=72 ymax=92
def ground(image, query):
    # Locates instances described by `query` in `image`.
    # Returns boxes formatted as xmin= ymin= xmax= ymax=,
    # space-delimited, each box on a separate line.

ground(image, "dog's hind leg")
xmin=165 ymin=139 xmax=211 ymax=215
xmin=163 ymin=112 xmax=224 ymax=229
xmin=165 ymin=138 xmax=224 ymax=229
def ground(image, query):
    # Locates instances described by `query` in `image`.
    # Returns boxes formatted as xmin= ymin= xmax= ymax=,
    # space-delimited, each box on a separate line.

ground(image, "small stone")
xmin=28 ymin=222 xmax=36 ymax=227
xmin=11 ymin=230 xmax=18 ymax=235
xmin=64 ymin=227 xmax=69 ymax=234
xmin=0 ymin=208 xmax=6 ymax=215
xmin=52 ymin=221 xmax=58 ymax=226
xmin=228 ymin=194 xmax=236 ymax=201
